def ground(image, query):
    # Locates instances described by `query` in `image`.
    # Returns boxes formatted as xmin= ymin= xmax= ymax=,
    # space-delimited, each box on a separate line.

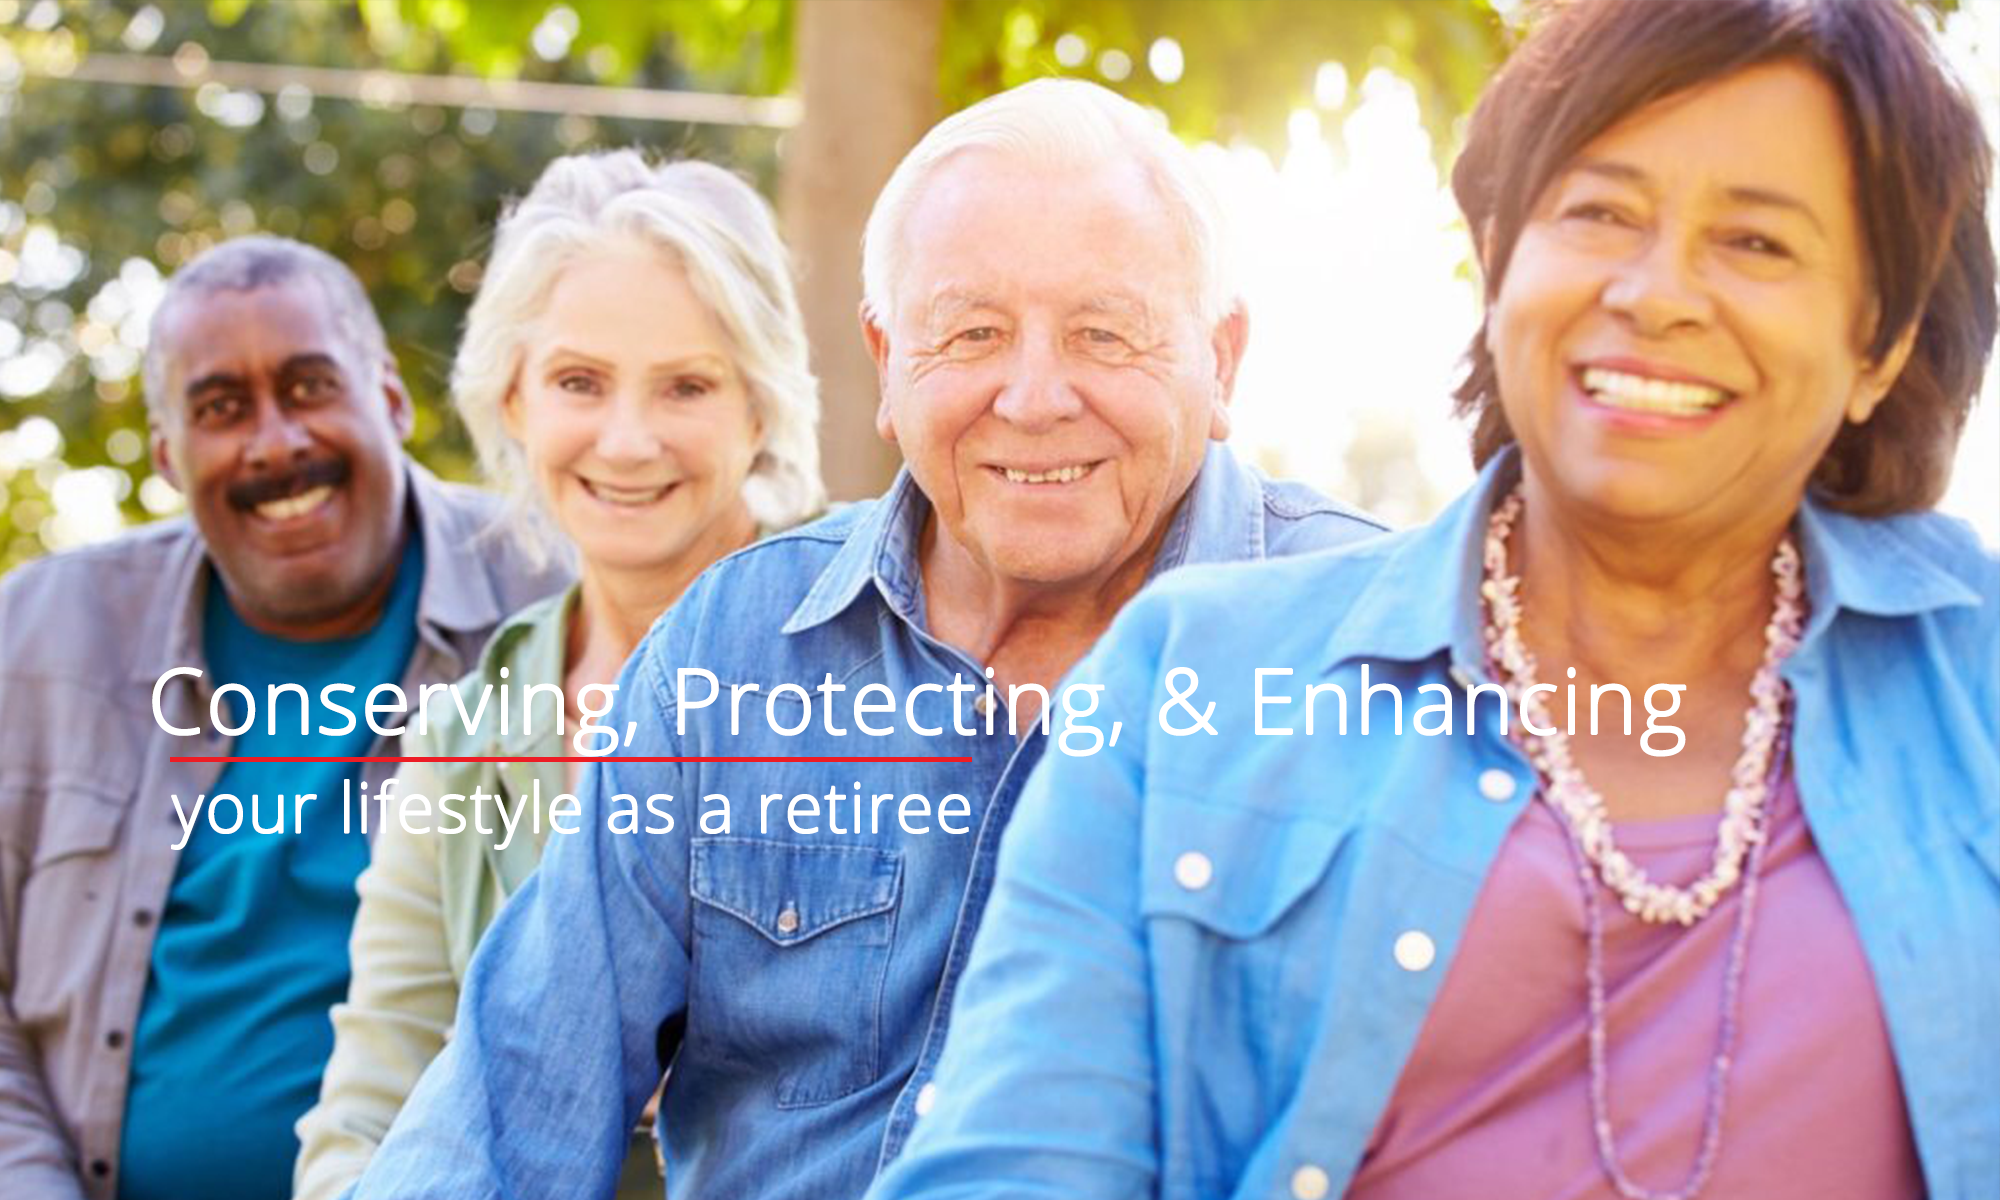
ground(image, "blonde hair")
xmin=454 ymin=150 xmax=823 ymax=562
xmin=861 ymin=78 xmax=1234 ymax=329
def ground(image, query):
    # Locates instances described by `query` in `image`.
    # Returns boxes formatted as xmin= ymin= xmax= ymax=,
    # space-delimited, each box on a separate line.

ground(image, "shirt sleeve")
xmin=292 ymin=757 xmax=456 ymax=1200
xmin=0 ymin=569 xmax=92 ymax=1200
xmin=868 ymin=602 xmax=1170 ymax=1200
xmin=350 ymin=644 xmax=695 ymax=1199
xmin=0 ymin=981 xmax=90 ymax=1199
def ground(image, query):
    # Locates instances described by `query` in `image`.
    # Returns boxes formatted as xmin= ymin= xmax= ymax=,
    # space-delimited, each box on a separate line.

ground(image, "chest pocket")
xmin=1138 ymin=794 xmax=1358 ymax=1082
xmin=688 ymin=838 xmax=903 ymax=1107
xmin=14 ymin=789 xmax=129 ymax=1025
xmin=1140 ymin=794 xmax=1352 ymax=937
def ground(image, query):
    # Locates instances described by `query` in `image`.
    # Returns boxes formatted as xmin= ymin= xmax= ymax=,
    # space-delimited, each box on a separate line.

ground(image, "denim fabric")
xmin=869 ymin=450 xmax=2000 ymax=1200
xmin=350 ymin=443 xmax=1388 ymax=1200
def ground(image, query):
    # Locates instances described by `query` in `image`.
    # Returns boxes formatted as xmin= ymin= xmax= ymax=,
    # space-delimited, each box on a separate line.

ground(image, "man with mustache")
xmin=353 ymin=80 xmax=1387 ymax=1200
xmin=0 ymin=235 xmax=565 ymax=1199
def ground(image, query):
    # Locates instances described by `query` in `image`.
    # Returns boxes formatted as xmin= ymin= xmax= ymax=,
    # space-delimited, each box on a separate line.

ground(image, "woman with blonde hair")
xmin=294 ymin=149 xmax=822 ymax=1200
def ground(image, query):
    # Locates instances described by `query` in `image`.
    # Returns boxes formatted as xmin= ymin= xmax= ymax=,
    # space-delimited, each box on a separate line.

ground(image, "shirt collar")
xmin=1323 ymin=445 xmax=1983 ymax=675
xmin=782 ymin=441 xmax=1276 ymax=637
xmin=483 ymin=586 xmax=577 ymax=756
xmin=130 ymin=459 xmax=502 ymax=684
xmin=132 ymin=518 xmax=213 ymax=685
xmin=406 ymin=459 xmax=509 ymax=637
xmin=782 ymin=470 xmax=929 ymax=635
xmin=1791 ymin=498 xmax=1983 ymax=641
xmin=1147 ymin=440 xmax=1278 ymax=575
xmin=1320 ymin=453 xmax=1508 ymax=676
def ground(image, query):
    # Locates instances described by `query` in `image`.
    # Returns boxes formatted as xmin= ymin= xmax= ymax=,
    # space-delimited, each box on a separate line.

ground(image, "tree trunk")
xmin=781 ymin=0 xmax=943 ymax=502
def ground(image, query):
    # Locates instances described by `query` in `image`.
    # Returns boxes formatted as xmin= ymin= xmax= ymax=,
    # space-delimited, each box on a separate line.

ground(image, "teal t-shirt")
xmin=118 ymin=535 xmax=423 ymax=1200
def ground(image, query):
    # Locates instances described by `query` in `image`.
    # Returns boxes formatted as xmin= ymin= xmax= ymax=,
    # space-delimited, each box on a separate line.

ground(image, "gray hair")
xmin=454 ymin=150 xmax=823 ymax=564
xmin=860 ymin=78 xmax=1235 ymax=329
xmin=143 ymin=235 xmax=388 ymax=420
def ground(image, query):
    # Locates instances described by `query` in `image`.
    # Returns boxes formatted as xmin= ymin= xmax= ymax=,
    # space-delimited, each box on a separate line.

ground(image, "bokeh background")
xmin=3 ymin=0 xmax=1995 ymax=577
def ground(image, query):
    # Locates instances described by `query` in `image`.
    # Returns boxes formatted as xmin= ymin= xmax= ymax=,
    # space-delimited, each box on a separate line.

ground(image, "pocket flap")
xmin=32 ymin=794 xmax=126 ymax=868
xmin=1141 ymin=794 xmax=1353 ymax=939
xmin=690 ymin=838 xmax=901 ymax=945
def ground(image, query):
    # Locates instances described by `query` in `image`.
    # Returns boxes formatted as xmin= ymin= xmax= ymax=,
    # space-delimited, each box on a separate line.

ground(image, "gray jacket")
xmin=0 ymin=463 xmax=567 ymax=1199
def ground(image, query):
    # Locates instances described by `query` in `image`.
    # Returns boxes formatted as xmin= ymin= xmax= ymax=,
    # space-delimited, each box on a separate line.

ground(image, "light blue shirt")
xmin=351 ymin=443 xmax=1388 ymax=1200
xmin=869 ymin=451 xmax=2000 ymax=1200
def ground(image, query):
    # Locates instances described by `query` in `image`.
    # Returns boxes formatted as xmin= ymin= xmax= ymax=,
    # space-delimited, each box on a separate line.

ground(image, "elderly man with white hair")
xmin=352 ymin=78 xmax=1384 ymax=1200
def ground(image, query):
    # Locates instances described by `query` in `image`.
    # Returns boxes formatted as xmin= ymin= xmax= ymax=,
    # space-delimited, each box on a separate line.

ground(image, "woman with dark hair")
xmin=866 ymin=1 xmax=1997 ymax=1198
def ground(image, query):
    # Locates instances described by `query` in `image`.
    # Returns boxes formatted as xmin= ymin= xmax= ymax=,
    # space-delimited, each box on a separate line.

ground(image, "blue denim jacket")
xmin=350 ymin=443 xmax=1387 ymax=1200
xmin=869 ymin=452 xmax=2000 ymax=1200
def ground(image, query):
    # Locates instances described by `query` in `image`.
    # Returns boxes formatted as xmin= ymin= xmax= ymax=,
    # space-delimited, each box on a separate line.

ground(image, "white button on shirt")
xmin=1393 ymin=930 xmax=1436 ymax=972
xmin=1174 ymin=851 xmax=1213 ymax=891
xmin=914 ymin=1081 xmax=937 ymax=1117
xmin=1291 ymin=1164 xmax=1331 ymax=1199
xmin=1478 ymin=768 xmax=1518 ymax=802
xmin=776 ymin=907 xmax=801 ymax=935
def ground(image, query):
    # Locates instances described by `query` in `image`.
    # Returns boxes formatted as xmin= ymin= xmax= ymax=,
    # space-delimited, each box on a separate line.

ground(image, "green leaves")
xmin=1 ymin=0 xmax=1504 ymax=572
xmin=943 ymin=0 xmax=1506 ymax=155
xmin=1 ymin=0 xmax=787 ymax=570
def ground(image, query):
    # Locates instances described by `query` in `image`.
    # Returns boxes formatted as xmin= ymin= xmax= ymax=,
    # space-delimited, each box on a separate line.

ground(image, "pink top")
xmin=1345 ymin=776 xmax=1922 ymax=1199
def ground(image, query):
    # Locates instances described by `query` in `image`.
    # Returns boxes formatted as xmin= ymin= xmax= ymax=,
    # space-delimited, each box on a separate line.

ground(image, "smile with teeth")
xmin=254 ymin=485 xmax=334 ymax=522
xmin=999 ymin=462 xmax=1096 ymax=485
xmin=1581 ymin=367 xmax=1732 ymax=417
xmin=582 ymin=478 xmax=675 ymax=506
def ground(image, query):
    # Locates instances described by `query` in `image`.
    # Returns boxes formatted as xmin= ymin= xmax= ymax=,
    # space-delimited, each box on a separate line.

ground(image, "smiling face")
xmin=866 ymin=149 xmax=1241 ymax=590
xmin=505 ymin=245 xmax=762 ymax=580
xmin=151 ymin=278 xmax=412 ymax=639
xmin=1487 ymin=60 xmax=1913 ymax=532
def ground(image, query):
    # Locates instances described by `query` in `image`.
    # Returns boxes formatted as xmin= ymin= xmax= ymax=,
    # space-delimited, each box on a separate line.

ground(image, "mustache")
xmin=227 ymin=457 xmax=350 ymax=509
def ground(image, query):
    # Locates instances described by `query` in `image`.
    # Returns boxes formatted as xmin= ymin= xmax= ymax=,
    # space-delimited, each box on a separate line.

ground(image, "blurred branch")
xmin=34 ymin=49 xmax=800 ymax=127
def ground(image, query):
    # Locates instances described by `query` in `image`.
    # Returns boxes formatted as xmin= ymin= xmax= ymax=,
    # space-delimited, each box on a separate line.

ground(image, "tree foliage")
xmin=2 ymin=0 xmax=1510 ymax=573
xmin=944 ymin=0 xmax=1508 ymax=155
xmin=0 ymin=0 xmax=783 ymax=571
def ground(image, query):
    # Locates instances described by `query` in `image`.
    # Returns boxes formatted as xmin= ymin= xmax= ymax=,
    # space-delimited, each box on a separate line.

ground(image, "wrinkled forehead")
xmin=157 ymin=276 xmax=366 ymax=388
xmin=895 ymin=148 xmax=1201 ymax=326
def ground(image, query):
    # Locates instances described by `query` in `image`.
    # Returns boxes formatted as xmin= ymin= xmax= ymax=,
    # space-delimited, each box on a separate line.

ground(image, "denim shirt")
xmin=351 ymin=443 xmax=1387 ymax=1200
xmin=869 ymin=452 xmax=2000 ymax=1200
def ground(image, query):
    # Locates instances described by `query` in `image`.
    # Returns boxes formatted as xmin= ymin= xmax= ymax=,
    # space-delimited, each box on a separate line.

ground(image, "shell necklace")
xmin=1480 ymin=486 xmax=1805 ymax=1200
xmin=1481 ymin=487 xmax=1804 ymax=925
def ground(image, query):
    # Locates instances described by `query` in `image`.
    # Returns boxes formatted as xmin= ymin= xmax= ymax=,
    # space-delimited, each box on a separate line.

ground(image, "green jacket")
xmin=294 ymin=587 xmax=664 ymax=1200
xmin=429 ymin=589 xmax=572 ymax=979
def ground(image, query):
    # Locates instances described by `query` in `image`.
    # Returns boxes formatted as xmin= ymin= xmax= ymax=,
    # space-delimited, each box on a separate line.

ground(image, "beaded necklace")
xmin=1479 ymin=486 xmax=1805 ymax=1200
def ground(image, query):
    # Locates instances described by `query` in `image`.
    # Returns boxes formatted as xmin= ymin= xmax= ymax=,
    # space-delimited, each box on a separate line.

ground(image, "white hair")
xmin=860 ymin=77 xmax=1235 ymax=330
xmin=454 ymin=150 xmax=824 ymax=564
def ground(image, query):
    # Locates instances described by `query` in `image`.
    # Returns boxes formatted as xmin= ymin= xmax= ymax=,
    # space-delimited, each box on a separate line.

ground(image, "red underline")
xmin=170 ymin=755 xmax=973 ymax=763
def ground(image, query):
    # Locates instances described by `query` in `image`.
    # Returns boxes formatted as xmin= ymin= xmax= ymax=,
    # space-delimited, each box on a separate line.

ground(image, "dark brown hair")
xmin=1451 ymin=0 xmax=1996 ymax=513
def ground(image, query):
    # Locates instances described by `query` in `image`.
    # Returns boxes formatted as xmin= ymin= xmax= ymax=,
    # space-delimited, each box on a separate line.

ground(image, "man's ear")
xmin=1207 ymin=303 xmax=1248 ymax=441
xmin=381 ymin=354 xmax=415 ymax=440
xmin=150 ymin=420 xmax=181 ymax=491
xmin=861 ymin=303 xmax=898 ymax=444
xmin=147 ymin=312 xmax=185 ymax=489
xmin=1847 ymin=320 xmax=1920 ymax=425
